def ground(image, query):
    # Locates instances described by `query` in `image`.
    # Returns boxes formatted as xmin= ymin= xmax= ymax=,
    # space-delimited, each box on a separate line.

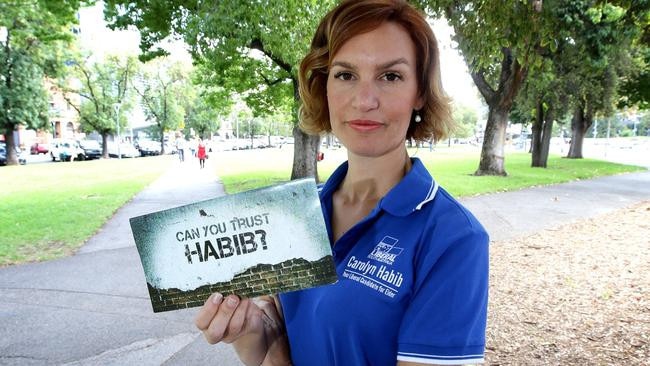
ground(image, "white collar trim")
xmin=414 ymin=179 xmax=439 ymax=211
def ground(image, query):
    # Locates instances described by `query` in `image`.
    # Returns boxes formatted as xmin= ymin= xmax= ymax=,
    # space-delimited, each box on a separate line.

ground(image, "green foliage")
xmin=62 ymin=54 xmax=139 ymax=137
xmin=0 ymin=51 xmax=49 ymax=131
xmin=423 ymin=0 xmax=548 ymax=79
xmin=551 ymin=0 xmax=646 ymax=143
xmin=618 ymin=34 xmax=650 ymax=109
xmin=134 ymin=58 xmax=190 ymax=141
xmin=420 ymin=0 xmax=554 ymax=174
xmin=104 ymin=0 xmax=334 ymax=122
xmin=451 ymin=104 xmax=478 ymax=138
xmin=0 ymin=0 xmax=91 ymax=149
xmin=185 ymin=91 xmax=223 ymax=139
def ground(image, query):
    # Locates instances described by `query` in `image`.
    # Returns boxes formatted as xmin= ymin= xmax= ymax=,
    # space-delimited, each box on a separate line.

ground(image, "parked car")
xmin=137 ymin=140 xmax=162 ymax=156
xmin=78 ymin=139 xmax=102 ymax=160
xmin=50 ymin=139 xmax=85 ymax=162
xmin=107 ymin=142 xmax=140 ymax=158
xmin=30 ymin=142 xmax=49 ymax=155
xmin=0 ymin=143 xmax=27 ymax=165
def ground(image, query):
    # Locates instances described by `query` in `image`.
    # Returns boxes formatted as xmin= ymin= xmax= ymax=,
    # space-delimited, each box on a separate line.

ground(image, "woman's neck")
xmin=339 ymin=148 xmax=411 ymax=203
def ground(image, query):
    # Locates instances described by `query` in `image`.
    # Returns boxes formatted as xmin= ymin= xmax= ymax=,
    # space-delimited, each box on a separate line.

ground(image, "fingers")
xmin=195 ymin=293 xmax=224 ymax=331
xmin=219 ymin=297 xmax=250 ymax=343
xmin=208 ymin=294 xmax=241 ymax=344
xmin=195 ymin=293 xmax=258 ymax=345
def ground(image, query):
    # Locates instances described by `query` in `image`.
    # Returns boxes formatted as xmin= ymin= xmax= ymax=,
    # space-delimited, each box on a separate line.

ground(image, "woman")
xmin=197 ymin=138 xmax=207 ymax=169
xmin=195 ymin=1 xmax=489 ymax=365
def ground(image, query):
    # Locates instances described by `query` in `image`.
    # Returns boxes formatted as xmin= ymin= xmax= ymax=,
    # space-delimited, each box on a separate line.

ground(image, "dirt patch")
xmin=486 ymin=201 xmax=650 ymax=365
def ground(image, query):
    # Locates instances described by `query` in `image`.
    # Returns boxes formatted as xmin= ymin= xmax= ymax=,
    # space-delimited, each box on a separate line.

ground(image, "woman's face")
xmin=327 ymin=22 xmax=423 ymax=158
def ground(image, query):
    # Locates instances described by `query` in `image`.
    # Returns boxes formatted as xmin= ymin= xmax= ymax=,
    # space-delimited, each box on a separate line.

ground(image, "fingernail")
xmin=226 ymin=296 xmax=239 ymax=308
xmin=212 ymin=293 xmax=223 ymax=305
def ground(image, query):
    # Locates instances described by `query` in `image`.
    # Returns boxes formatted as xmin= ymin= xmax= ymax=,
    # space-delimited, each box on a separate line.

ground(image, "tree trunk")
xmin=290 ymin=77 xmax=321 ymax=181
xmin=475 ymin=107 xmax=509 ymax=176
xmin=531 ymin=101 xmax=543 ymax=164
xmin=3 ymin=126 xmax=18 ymax=165
xmin=102 ymin=133 xmax=110 ymax=158
xmin=160 ymin=136 xmax=166 ymax=155
xmin=567 ymin=103 xmax=591 ymax=158
xmin=539 ymin=107 xmax=554 ymax=166
xmin=290 ymin=125 xmax=321 ymax=181
xmin=532 ymin=102 xmax=554 ymax=168
xmin=470 ymin=48 xmax=527 ymax=176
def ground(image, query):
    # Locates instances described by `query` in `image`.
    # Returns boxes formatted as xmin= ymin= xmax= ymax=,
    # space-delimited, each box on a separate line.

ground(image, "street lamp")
xmin=113 ymin=103 xmax=121 ymax=159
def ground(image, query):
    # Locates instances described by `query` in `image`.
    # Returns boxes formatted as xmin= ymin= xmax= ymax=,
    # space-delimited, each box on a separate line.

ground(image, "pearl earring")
xmin=414 ymin=112 xmax=422 ymax=123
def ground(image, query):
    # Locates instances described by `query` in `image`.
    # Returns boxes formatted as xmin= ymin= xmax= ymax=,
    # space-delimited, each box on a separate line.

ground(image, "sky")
xmin=431 ymin=20 xmax=485 ymax=115
xmin=77 ymin=2 xmax=485 ymax=119
xmin=77 ymin=2 xmax=190 ymax=64
xmin=77 ymin=3 xmax=140 ymax=60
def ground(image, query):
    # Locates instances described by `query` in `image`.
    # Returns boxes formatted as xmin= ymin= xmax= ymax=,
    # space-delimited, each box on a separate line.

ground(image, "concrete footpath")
xmin=1 ymin=159 xmax=649 ymax=365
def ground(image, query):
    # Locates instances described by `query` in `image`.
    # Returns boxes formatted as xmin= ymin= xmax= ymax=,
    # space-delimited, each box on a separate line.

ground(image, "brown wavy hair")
xmin=298 ymin=0 xmax=455 ymax=142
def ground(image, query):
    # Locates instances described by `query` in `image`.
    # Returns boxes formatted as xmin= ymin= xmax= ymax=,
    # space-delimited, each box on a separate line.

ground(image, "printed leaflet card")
xmin=130 ymin=178 xmax=337 ymax=313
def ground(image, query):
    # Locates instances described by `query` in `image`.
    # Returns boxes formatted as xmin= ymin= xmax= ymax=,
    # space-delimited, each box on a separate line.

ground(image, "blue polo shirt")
xmin=279 ymin=158 xmax=489 ymax=365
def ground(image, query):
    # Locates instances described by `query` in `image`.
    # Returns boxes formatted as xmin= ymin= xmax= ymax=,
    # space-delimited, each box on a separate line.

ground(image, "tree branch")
xmin=260 ymin=74 xmax=285 ymax=87
xmin=249 ymin=38 xmax=293 ymax=76
xmin=77 ymin=64 xmax=102 ymax=114
xmin=496 ymin=47 xmax=528 ymax=109
xmin=61 ymin=93 xmax=81 ymax=115
xmin=470 ymin=69 xmax=496 ymax=105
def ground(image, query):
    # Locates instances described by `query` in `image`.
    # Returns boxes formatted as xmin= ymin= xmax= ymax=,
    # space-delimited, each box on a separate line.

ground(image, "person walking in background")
xmin=197 ymin=138 xmax=206 ymax=169
xmin=189 ymin=137 xmax=197 ymax=158
xmin=195 ymin=1 xmax=489 ymax=365
xmin=176 ymin=136 xmax=185 ymax=162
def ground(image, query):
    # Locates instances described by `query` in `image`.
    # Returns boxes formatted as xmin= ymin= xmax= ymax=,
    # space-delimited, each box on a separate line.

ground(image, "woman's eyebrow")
xmin=330 ymin=58 xmax=410 ymax=70
xmin=330 ymin=60 xmax=356 ymax=70
xmin=377 ymin=58 xmax=410 ymax=69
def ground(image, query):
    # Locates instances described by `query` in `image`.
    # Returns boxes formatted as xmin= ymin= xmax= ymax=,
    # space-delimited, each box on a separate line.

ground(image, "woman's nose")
xmin=353 ymin=81 xmax=379 ymax=111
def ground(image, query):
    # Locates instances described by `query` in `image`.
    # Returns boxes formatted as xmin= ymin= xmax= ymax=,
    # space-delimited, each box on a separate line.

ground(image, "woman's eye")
xmin=382 ymin=72 xmax=402 ymax=82
xmin=334 ymin=72 xmax=354 ymax=81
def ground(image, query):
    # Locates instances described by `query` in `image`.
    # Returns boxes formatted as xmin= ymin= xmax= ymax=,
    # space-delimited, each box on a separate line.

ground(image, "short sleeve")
xmin=397 ymin=220 xmax=489 ymax=365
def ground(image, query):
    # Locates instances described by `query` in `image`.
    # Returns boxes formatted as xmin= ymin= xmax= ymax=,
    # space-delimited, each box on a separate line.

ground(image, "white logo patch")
xmin=368 ymin=236 xmax=403 ymax=265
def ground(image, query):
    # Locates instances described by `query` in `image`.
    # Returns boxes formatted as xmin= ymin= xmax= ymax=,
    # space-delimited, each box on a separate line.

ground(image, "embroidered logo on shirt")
xmin=367 ymin=236 xmax=403 ymax=265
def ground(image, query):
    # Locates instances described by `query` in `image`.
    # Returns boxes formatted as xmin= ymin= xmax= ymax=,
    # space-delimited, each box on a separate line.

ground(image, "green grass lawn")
xmin=1 ymin=144 xmax=645 ymax=267
xmin=0 ymin=155 xmax=173 ymax=266
xmin=216 ymin=145 xmax=645 ymax=195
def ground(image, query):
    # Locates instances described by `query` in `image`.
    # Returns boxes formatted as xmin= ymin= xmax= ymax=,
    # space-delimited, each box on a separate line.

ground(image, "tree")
xmin=60 ymin=55 xmax=138 ymax=157
xmin=104 ymin=0 xmax=335 ymax=180
xmin=561 ymin=1 xmax=642 ymax=158
xmin=616 ymin=1 xmax=650 ymax=111
xmin=451 ymin=104 xmax=478 ymax=140
xmin=0 ymin=0 xmax=89 ymax=165
xmin=0 ymin=50 xmax=49 ymax=156
xmin=618 ymin=48 xmax=650 ymax=110
xmin=424 ymin=0 xmax=648 ymax=166
xmin=184 ymin=70 xmax=233 ymax=140
xmin=184 ymin=88 xmax=226 ymax=140
xmin=510 ymin=51 xmax=569 ymax=168
xmin=423 ymin=0 xmax=550 ymax=175
xmin=133 ymin=58 xmax=189 ymax=153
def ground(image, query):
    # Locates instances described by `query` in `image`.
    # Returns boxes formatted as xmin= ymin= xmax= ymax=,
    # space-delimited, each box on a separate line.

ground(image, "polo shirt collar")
xmin=319 ymin=157 xmax=439 ymax=217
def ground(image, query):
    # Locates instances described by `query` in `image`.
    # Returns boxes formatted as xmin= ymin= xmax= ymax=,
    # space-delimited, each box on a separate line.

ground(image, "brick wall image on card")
xmin=148 ymin=256 xmax=336 ymax=312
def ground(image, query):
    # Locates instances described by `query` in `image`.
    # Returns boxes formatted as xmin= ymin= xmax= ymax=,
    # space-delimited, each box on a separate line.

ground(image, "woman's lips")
xmin=347 ymin=119 xmax=383 ymax=132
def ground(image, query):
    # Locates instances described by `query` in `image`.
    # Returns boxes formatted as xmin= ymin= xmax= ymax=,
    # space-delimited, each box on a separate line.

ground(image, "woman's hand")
xmin=194 ymin=293 xmax=291 ymax=366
